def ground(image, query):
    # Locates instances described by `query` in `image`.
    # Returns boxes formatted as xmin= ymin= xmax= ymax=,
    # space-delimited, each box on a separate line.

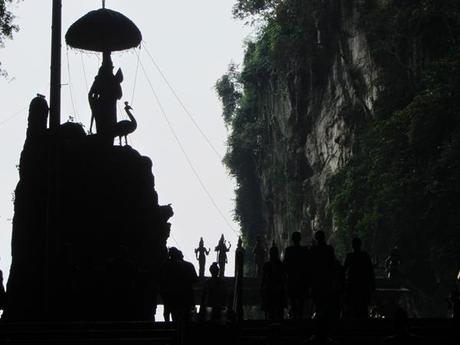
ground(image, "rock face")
xmin=6 ymin=96 xmax=172 ymax=321
xmin=246 ymin=2 xmax=378 ymax=248
xmin=221 ymin=0 xmax=460 ymax=315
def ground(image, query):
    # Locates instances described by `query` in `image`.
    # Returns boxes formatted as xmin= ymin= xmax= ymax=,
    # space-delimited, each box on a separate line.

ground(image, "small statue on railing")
xmin=215 ymin=234 xmax=231 ymax=277
xmin=253 ymin=235 xmax=266 ymax=278
xmin=195 ymin=237 xmax=210 ymax=278
xmin=235 ymin=237 xmax=245 ymax=278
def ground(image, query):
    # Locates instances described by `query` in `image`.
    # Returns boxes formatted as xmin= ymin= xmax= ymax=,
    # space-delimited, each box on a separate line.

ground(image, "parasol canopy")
xmin=65 ymin=8 xmax=142 ymax=52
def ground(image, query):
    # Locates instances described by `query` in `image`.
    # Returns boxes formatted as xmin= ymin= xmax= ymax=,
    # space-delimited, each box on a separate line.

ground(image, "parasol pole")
xmin=49 ymin=0 xmax=62 ymax=129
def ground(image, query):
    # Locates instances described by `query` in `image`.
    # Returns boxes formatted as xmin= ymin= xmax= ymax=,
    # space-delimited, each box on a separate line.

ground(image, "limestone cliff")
xmin=219 ymin=0 xmax=379 ymax=248
xmin=219 ymin=0 xmax=460 ymax=314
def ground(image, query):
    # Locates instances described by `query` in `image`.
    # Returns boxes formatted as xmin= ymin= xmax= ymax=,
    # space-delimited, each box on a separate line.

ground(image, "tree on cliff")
xmin=232 ymin=0 xmax=280 ymax=19
xmin=0 ymin=0 xmax=20 ymax=75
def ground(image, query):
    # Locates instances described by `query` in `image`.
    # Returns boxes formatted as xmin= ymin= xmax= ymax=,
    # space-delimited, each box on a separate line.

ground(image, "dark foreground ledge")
xmin=0 ymin=319 xmax=458 ymax=345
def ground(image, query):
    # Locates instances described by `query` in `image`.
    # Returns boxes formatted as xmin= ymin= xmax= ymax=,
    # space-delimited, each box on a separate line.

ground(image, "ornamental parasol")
xmin=65 ymin=8 xmax=142 ymax=53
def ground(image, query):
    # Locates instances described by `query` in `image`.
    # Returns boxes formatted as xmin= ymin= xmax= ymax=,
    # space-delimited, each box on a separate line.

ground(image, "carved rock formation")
xmin=6 ymin=96 xmax=172 ymax=321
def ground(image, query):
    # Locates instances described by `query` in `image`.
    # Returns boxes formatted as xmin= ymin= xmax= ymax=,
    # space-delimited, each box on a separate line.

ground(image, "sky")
xmin=0 ymin=0 xmax=253 ymax=281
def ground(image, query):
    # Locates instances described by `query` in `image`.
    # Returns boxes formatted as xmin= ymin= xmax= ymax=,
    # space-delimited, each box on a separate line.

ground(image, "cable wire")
xmin=65 ymin=45 xmax=79 ymax=122
xmin=141 ymin=41 xmax=223 ymax=159
xmin=0 ymin=107 xmax=27 ymax=128
xmin=136 ymin=52 xmax=238 ymax=236
xmin=80 ymin=53 xmax=89 ymax=94
xmin=131 ymin=49 xmax=140 ymax=106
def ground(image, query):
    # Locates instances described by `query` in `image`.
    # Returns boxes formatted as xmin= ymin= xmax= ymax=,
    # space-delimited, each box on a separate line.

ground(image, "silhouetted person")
xmin=385 ymin=246 xmax=402 ymax=282
xmin=215 ymin=235 xmax=231 ymax=277
xmin=253 ymin=235 xmax=267 ymax=278
xmin=310 ymin=231 xmax=337 ymax=319
xmin=88 ymin=53 xmax=123 ymax=140
xmin=200 ymin=262 xmax=228 ymax=321
xmin=0 ymin=268 xmax=5 ymax=314
xmin=105 ymin=245 xmax=138 ymax=320
xmin=284 ymin=231 xmax=308 ymax=319
xmin=234 ymin=237 xmax=245 ymax=320
xmin=261 ymin=243 xmax=286 ymax=321
xmin=160 ymin=247 xmax=198 ymax=322
xmin=330 ymin=249 xmax=345 ymax=320
xmin=383 ymin=308 xmax=423 ymax=345
xmin=449 ymin=289 xmax=460 ymax=320
xmin=195 ymin=237 xmax=210 ymax=278
xmin=343 ymin=237 xmax=375 ymax=318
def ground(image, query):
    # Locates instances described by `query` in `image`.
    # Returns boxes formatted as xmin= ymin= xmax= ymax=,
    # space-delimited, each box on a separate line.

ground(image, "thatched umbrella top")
xmin=65 ymin=8 xmax=142 ymax=52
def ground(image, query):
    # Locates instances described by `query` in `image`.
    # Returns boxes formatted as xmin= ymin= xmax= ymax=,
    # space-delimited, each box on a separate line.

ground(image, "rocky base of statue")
xmin=5 ymin=99 xmax=172 ymax=321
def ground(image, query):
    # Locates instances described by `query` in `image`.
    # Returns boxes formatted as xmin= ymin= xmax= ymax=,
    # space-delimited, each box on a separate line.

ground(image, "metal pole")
xmin=49 ymin=0 xmax=62 ymax=130
xmin=44 ymin=0 xmax=62 ymax=319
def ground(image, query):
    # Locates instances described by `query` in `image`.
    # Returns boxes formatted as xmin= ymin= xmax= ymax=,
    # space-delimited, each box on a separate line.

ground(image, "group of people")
xmin=260 ymin=231 xmax=375 ymax=321
xmin=163 ymin=230 xmax=377 ymax=322
xmin=159 ymin=246 xmax=229 ymax=322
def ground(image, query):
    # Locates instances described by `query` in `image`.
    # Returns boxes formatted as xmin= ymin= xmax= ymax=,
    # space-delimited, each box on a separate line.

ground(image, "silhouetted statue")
xmin=385 ymin=246 xmax=402 ymax=282
xmin=383 ymin=308 xmax=423 ymax=345
xmin=105 ymin=245 xmax=138 ymax=320
xmin=26 ymin=94 xmax=48 ymax=138
xmin=310 ymin=231 xmax=337 ymax=319
xmin=195 ymin=237 xmax=210 ymax=278
xmin=113 ymin=102 xmax=137 ymax=145
xmin=215 ymin=235 xmax=231 ymax=277
xmin=6 ymin=9 xmax=170 ymax=323
xmin=200 ymin=262 xmax=228 ymax=321
xmin=261 ymin=242 xmax=286 ymax=321
xmin=89 ymin=53 xmax=123 ymax=139
xmin=253 ymin=235 xmax=266 ymax=278
xmin=235 ymin=237 xmax=245 ymax=278
xmin=343 ymin=237 xmax=375 ymax=318
xmin=160 ymin=247 xmax=198 ymax=322
xmin=284 ymin=231 xmax=308 ymax=320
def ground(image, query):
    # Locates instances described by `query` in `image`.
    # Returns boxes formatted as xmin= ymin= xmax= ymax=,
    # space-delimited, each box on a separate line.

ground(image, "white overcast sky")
xmin=0 ymin=0 xmax=253 ymax=281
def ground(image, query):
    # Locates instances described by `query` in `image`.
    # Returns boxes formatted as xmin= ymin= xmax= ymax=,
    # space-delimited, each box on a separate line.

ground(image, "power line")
xmin=80 ymin=53 xmax=89 ymax=94
xmin=136 ymin=52 xmax=238 ymax=236
xmin=131 ymin=49 xmax=140 ymax=106
xmin=0 ymin=107 xmax=27 ymax=128
xmin=141 ymin=41 xmax=223 ymax=159
xmin=65 ymin=45 xmax=79 ymax=122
